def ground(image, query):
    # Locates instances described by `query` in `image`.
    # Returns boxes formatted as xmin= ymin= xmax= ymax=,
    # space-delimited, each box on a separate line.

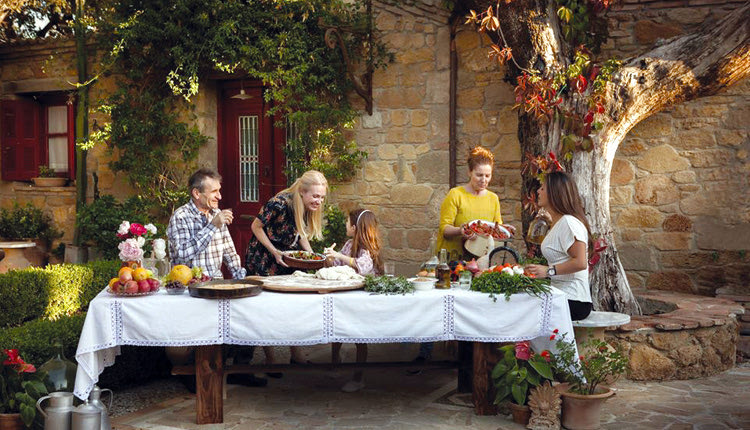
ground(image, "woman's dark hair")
xmin=544 ymin=171 xmax=592 ymax=252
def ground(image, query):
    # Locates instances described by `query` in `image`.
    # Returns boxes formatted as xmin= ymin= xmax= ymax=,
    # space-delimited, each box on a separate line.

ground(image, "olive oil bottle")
xmin=435 ymin=248 xmax=451 ymax=289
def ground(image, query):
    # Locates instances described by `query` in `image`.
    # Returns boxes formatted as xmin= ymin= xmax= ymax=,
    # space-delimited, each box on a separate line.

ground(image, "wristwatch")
xmin=547 ymin=265 xmax=556 ymax=278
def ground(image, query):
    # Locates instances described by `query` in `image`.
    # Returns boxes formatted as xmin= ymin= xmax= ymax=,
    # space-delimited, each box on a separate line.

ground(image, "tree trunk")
xmin=479 ymin=0 xmax=750 ymax=314
xmin=73 ymin=0 xmax=88 ymax=246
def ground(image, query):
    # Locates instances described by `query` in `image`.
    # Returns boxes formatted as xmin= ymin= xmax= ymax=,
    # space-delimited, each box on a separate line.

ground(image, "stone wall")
xmin=0 ymin=38 xmax=131 ymax=244
xmin=605 ymin=0 xmax=750 ymax=296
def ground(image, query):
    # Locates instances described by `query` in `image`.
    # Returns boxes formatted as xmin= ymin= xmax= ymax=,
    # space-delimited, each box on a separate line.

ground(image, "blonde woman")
xmin=244 ymin=169 xmax=327 ymax=370
xmin=245 ymin=169 xmax=328 ymax=276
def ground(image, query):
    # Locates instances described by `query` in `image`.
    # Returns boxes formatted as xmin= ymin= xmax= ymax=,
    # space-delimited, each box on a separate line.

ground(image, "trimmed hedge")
xmin=0 ymin=313 xmax=85 ymax=365
xmin=0 ymin=314 xmax=171 ymax=389
xmin=0 ymin=261 xmax=121 ymax=328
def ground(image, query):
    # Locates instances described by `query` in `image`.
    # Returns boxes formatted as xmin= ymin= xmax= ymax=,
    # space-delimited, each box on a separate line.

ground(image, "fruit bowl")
xmin=107 ymin=286 xmax=160 ymax=296
xmin=165 ymin=281 xmax=188 ymax=295
xmin=281 ymin=250 xmax=326 ymax=270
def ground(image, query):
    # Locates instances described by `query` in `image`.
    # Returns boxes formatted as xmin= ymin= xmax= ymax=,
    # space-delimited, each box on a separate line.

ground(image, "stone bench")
xmin=572 ymin=311 xmax=631 ymax=345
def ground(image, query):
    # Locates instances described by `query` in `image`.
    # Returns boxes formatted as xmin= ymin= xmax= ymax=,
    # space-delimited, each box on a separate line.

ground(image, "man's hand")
xmin=211 ymin=209 xmax=234 ymax=228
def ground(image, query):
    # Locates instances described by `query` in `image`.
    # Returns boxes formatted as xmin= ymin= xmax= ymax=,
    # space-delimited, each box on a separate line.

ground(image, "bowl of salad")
xmin=281 ymin=250 xmax=326 ymax=270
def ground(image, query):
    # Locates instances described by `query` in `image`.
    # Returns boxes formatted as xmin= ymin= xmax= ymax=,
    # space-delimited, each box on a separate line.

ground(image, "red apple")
xmin=117 ymin=282 xmax=127 ymax=293
xmin=137 ymin=279 xmax=151 ymax=293
xmin=147 ymin=278 xmax=160 ymax=291
xmin=124 ymin=280 xmax=139 ymax=294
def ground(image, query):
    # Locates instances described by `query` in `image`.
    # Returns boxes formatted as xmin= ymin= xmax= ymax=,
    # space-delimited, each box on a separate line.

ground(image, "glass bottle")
xmin=39 ymin=340 xmax=78 ymax=392
xmin=435 ymin=248 xmax=451 ymax=289
xmin=527 ymin=208 xmax=550 ymax=245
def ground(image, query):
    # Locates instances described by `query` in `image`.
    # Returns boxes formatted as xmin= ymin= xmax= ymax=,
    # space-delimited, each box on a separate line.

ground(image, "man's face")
xmin=193 ymin=177 xmax=222 ymax=212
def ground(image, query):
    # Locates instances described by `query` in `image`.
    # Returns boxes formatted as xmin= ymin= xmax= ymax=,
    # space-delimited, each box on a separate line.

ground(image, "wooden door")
xmin=218 ymin=81 xmax=287 ymax=269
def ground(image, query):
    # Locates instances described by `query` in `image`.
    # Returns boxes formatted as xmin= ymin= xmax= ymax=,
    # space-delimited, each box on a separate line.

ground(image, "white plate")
xmin=408 ymin=277 xmax=436 ymax=291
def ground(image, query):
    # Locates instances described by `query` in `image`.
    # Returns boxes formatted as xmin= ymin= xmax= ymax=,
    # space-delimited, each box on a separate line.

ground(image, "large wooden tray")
xmin=247 ymin=275 xmax=364 ymax=294
xmin=188 ymin=279 xmax=264 ymax=299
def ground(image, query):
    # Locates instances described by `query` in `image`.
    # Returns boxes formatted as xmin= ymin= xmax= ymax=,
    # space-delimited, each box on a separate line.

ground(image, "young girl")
xmin=324 ymin=208 xmax=383 ymax=392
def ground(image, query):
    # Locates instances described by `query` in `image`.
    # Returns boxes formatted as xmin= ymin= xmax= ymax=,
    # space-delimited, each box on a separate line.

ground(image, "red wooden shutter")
xmin=1 ymin=98 xmax=41 ymax=181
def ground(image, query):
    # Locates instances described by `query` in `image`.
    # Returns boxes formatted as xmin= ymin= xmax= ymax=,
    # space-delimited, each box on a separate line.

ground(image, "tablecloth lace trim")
xmin=219 ymin=299 xmax=230 ymax=342
xmin=539 ymin=292 xmax=554 ymax=336
xmin=114 ymin=300 xmax=123 ymax=344
xmin=323 ymin=296 xmax=334 ymax=341
xmin=443 ymin=295 xmax=455 ymax=337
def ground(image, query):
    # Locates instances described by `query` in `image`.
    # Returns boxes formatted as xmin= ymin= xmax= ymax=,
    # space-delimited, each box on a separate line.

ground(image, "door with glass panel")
xmin=218 ymin=80 xmax=287 ymax=269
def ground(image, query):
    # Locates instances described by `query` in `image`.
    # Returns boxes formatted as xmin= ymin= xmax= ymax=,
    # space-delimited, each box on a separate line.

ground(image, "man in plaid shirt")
xmin=165 ymin=169 xmax=266 ymax=390
xmin=167 ymin=168 xmax=246 ymax=279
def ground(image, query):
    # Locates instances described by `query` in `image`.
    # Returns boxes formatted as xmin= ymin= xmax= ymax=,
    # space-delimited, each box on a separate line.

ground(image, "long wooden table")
xmin=75 ymin=286 xmax=574 ymax=424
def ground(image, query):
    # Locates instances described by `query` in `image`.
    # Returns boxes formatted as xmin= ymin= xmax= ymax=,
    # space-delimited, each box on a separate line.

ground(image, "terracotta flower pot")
xmin=31 ymin=177 xmax=67 ymax=187
xmin=0 ymin=413 xmax=24 ymax=430
xmin=508 ymin=402 xmax=531 ymax=426
xmin=556 ymin=383 xmax=615 ymax=430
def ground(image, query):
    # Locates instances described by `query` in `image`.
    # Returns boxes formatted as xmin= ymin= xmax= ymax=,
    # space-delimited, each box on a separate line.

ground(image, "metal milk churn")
xmin=36 ymin=391 xmax=75 ymax=430
xmin=71 ymin=401 xmax=101 ymax=430
xmin=87 ymin=386 xmax=113 ymax=430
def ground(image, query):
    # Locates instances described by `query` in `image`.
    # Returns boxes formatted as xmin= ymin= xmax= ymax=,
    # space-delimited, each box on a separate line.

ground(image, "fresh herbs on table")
xmin=470 ymin=271 xmax=551 ymax=302
xmin=364 ymin=276 xmax=414 ymax=295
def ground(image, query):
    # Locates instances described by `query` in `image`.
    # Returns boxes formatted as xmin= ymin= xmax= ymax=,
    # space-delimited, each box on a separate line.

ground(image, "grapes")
xmin=165 ymin=281 xmax=185 ymax=289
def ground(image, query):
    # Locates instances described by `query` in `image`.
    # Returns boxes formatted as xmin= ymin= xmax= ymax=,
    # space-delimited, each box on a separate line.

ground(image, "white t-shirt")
xmin=540 ymin=215 xmax=591 ymax=303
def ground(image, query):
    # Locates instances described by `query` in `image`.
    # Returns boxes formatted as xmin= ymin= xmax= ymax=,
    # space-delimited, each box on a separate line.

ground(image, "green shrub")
xmin=81 ymin=260 xmax=122 ymax=307
xmin=0 ymin=313 xmax=85 ymax=366
xmin=76 ymin=195 xmax=163 ymax=260
xmin=0 ymin=202 xmax=62 ymax=245
xmin=310 ymin=205 xmax=347 ymax=253
xmin=0 ymin=265 xmax=92 ymax=328
xmin=0 ymin=315 xmax=171 ymax=390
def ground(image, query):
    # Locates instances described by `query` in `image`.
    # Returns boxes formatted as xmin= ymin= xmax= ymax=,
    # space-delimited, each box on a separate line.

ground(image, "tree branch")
xmin=606 ymin=3 xmax=750 ymax=151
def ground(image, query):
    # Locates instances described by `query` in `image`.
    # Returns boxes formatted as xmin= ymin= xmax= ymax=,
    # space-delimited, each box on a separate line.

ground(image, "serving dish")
xmin=188 ymin=279 xmax=264 ymax=299
xmin=281 ymin=250 xmax=326 ymax=270
xmin=106 ymin=287 xmax=160 ymax=296
xmin=464 ymin=219 xmax=512 ymax=240
xmin=409 ymin=277 xmax=436 ymax=291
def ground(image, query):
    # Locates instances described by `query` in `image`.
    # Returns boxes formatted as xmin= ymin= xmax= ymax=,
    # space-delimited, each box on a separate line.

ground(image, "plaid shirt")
xmin=166 ymin=200 xmax=246 ymax=279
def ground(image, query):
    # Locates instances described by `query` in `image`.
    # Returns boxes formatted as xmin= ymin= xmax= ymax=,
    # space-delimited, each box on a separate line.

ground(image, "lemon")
xmin=168 ymin=265 xmax=193 ymax=285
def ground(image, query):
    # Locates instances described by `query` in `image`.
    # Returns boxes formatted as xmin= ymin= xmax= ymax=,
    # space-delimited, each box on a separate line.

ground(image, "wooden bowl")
xmin=281 ymin=250 xmax=326 ymax=270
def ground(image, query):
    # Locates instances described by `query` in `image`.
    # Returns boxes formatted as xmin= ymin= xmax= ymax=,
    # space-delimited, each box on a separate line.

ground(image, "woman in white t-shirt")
xmin=525 ymin=172 xmax=593 ymax=320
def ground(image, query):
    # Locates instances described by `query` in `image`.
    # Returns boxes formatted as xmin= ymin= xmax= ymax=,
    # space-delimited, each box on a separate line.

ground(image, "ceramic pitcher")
xmin=36 ymin=391 xmax=75 ymax=430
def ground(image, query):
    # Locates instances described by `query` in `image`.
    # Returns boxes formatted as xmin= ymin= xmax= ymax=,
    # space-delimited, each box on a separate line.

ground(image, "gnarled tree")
xmin=465 ymin=0 xmax=750 ymax=314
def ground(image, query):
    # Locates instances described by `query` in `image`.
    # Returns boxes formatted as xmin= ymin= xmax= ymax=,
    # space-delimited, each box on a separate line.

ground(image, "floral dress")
xmin=244 ymin=193 xmax=302 ymax=276
xmin=330 ymin=239 xmax=379 ymax=275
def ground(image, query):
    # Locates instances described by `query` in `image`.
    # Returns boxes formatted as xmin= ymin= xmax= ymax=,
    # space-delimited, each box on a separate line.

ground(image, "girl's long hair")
xmin=349 ymin=209 xmax=384 ymax=275
xmin=278 ymin=170 xmax=328 ymax=241
xmin=545 ymin=171 xmax=592 ymax=253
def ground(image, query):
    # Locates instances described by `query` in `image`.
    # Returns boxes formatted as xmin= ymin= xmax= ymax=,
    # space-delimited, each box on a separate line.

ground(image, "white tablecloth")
xmin=74 ymin=287 xmax=574 ymax=400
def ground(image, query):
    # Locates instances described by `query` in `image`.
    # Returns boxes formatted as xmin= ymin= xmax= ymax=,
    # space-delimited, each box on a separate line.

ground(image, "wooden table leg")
xmin=472 ymin=342 xmax=497 ymax=415
xmin=457 ymin=341 xmax=473 ymax=393
xmin=195 ymin=345 xmax=223 ymax=424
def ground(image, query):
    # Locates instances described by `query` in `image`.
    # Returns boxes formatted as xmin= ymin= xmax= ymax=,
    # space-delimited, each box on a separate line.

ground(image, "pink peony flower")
xmin=118 ymin=238 xmax=144 ymax=262
xmin=515 ymin=341 xmax=531 ymax=361
xmin=129 ymin=223 xmax=147 ymax=236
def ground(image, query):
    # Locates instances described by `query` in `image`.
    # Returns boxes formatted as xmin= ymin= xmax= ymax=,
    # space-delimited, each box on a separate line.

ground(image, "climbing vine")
xmin=93 ymin=0 xmax=391 ymax=218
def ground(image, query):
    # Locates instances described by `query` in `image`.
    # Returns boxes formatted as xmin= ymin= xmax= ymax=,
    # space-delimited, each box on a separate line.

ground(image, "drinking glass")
xmin=384 ymin=262 xmax=396 ymax=276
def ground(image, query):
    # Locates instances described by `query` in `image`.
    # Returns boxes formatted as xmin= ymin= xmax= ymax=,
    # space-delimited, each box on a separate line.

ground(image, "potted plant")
xmin=31 ymin=166 xmax=67 ymax=187
xmin=0 ymin=349 xmax=48 ymax=429
xmin=547 ymin=332 xmax=628 ymax=430
xmin=492 ymin=340 xmax=554 ymax=425
xmin=0 ymin=203 xmax=63 ymax=270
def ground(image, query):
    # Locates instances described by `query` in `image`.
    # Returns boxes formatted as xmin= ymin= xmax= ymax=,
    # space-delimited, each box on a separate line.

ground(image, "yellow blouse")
xmin=436 ymin=186 xmax=503 ymax=258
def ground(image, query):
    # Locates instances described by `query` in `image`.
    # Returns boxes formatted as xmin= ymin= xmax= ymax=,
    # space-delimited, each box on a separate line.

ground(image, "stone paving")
xmin=111 ymin=344 xmax=750 ymax=430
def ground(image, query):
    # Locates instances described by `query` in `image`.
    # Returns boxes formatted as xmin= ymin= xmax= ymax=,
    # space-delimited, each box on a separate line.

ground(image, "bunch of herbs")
xmin=364 ymin=275 xmax=414 ymax=295
xmin=470 ymin=271 xmax=550 ymax=302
